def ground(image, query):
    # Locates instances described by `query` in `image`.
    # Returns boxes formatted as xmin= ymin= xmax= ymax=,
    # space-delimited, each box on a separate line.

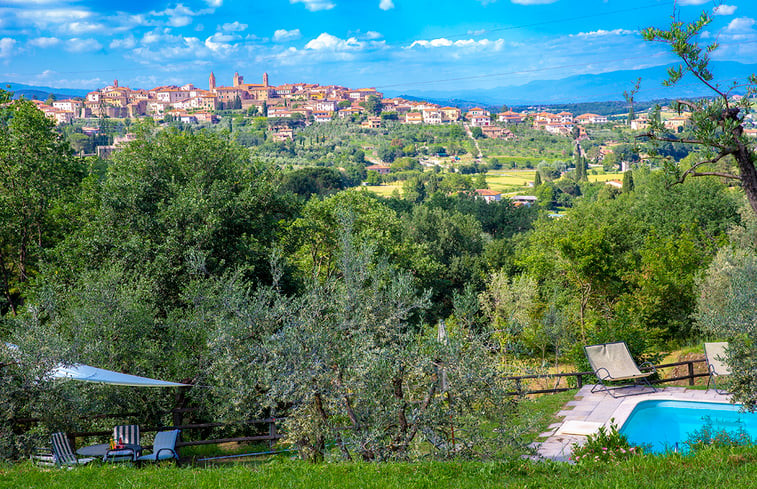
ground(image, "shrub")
xmin=570 ymin=420 xmax=645 ymax=464
xmin=684 ymin=417 xmax=752 ymax=452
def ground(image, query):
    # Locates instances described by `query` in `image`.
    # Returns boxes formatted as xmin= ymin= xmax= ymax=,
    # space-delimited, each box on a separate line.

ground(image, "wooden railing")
xmin=67 ymin=417 xmax=282 ymax=450
xmin=504 ymin=358 xmax=709 ymax=396
xmin=27 ymin=358 xmax=709 ymax=454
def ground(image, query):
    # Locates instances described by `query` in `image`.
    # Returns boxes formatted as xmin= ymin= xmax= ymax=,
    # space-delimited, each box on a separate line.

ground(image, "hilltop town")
xmin=31 ymin=71 xmax=631 ymax=138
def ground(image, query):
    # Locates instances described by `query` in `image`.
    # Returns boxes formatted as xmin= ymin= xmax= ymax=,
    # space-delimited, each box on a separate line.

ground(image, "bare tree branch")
xmin=636 ymin=132 xmax=725 ymax=150
xmin=684 ymin=171 xmax=741 ymax=180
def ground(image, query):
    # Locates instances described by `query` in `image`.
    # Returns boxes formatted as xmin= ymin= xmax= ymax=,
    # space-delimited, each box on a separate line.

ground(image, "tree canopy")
xmin=641 ymin=11 xmax=757 ymax=214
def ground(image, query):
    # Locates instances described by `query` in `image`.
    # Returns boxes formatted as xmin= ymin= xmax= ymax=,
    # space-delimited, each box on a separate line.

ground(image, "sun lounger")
xmin=704 ymin=342 xmax=731 ymax=394
xmin=584 ymin=341 xmax=657 ymax=398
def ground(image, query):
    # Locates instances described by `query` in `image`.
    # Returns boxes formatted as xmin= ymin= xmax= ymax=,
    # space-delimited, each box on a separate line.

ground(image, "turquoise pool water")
xmin=620 ymin=400 xmax=757 ymax=453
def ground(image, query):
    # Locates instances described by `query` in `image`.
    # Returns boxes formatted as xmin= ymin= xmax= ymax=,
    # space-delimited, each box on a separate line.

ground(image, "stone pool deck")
xmin=533 ymin=384 xmax=731 ymax=461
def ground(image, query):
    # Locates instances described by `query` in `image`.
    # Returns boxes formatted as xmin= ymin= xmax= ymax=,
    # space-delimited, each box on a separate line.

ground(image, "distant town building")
xmin=474 ymin=189 xmax=502 ymax=203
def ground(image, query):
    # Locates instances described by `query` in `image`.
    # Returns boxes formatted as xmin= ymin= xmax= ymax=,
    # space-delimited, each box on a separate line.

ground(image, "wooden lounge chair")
xmin=50 ymin=432 xmax=95 ymax=467
xmin=704 ymin=342 xmax=731 ymax=394
xmin=137 ymin=429 xmax=181 ymax=465
xmin=584 ymin=342 xmax=657 ymax=398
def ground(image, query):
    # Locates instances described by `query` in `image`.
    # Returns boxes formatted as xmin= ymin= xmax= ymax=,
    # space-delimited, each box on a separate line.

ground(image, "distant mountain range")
xmin=3 ymin=61 xmax=756 ymax=109
xmin=1 ymin=82 xmax=89 ymax=101
xmin=392 ymin=61 xmax=757 ymax=107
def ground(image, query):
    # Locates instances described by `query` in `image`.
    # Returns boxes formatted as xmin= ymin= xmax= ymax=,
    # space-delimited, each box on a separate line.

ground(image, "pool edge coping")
xmin=534 ymin=385 xmax=734 ymax=461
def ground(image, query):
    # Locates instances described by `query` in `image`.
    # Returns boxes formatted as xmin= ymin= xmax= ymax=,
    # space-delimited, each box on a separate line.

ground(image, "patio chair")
xmin=113 ymin=424 xmax=140 ymax=445
xmin=584 ymin=341 xmax=657 ymax=398
xmin=50 ymin=432 xmax=95 ymax=467
xmin=704 ymin=342 xmax=731 ymax=394
xmin=104 ymin=424 xmax=141 ymax=463
xmin=30 ymin=447 xmax=56 ymax=467
xmin=137 ymin=429 xmax=181 ymax=465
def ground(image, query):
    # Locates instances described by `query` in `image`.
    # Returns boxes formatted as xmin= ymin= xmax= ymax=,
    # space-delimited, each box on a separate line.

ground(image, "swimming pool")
xmin=620 ymin=400 xmax=757 ymax=453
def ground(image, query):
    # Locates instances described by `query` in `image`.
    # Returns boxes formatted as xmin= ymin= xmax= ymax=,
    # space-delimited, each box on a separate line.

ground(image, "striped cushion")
xmin=51 ymin=432 xmax=77 ymax=465
xmin=113 ymin=425 xmax=140 ymax=445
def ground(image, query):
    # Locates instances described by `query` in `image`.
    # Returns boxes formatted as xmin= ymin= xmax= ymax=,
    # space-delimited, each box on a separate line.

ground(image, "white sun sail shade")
xmin=49 ymin=364 xmax=190 ymax=387
xmin=4 ymin=343 xmax=188 ymax=387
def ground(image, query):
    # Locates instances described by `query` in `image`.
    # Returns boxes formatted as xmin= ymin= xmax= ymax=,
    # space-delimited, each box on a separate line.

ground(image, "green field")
xmin=357 ymin=183 xmax=403 ymax=197
xmin=358 ymin=169 xmax=622 ymax=198
xmin=485 ymin=171 xmax=537 ymax=193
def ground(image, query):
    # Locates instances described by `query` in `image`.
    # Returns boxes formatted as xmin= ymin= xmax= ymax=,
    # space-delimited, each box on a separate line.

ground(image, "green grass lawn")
xmin=4 ymin=387 xmax=753 ymax=488
xmin=6 ymin=447 xmax=757 ymax=488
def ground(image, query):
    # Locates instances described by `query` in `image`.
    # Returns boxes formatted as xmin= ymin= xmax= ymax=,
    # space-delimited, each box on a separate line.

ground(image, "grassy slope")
xmin=5 ymin=447 xmax=757 ymax=489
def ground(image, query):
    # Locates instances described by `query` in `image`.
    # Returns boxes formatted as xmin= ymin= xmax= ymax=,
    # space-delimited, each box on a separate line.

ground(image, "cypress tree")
xmin=534 ymin=171 xmax=542 ymax=187
xmin=623 ymin=170 xmax=634 ymax=192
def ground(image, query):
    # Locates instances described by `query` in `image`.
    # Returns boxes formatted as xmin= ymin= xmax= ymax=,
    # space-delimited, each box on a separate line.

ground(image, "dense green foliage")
xmin=0 ymin=60 xmax=754 ymax=465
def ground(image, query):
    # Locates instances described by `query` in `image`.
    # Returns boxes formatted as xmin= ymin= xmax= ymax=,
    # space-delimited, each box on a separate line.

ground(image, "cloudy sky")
xmin=1 ymin=0 xmax=755 ymax=94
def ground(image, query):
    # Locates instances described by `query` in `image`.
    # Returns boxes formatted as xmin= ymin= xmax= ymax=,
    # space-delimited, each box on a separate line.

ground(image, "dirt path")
xmin=463 ymin=122 xmax=483 ymax=159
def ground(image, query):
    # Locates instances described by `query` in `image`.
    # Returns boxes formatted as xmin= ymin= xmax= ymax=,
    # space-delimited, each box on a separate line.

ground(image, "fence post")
xmin=688 ymin=361 xmax=695 ymax=386
xmin=577 ymin=374 xmax=583 ymax=389
xmin=515 ymin=378 xmax=522 ymax=395
xmin=268 ymin=419 xmax=277 ymax=449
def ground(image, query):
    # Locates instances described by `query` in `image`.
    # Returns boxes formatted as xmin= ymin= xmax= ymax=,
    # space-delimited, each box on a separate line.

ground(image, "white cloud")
xmin=205 ymin=32 xmax=240 ymax=56
xmin=727 ymin=17 xmax=756 ymax=32
xmin=29 ymin=36 xmax=60 ymax=48
xmin=130 ymin=34 xmax=210 ymax=63
xmin=206 ymin=0 xmax=223 ymax=6
xmin=3 ymin=0 xmax=58 ymax=3
xmin=150 ymin=4 xmax=214 ymax=28
xmin=572 ymin=29 xmax=634 ymax=38
xmin=411 ymin=37 xmax=453 ymax=47
xmin=676 ymin=0 xmax=709 ymax=5
xmin=0 ymin=37 xmax=17 ymax=58
xmin=15 ymin=8 xmax=91 ymax=28
xmin=713 ymin=5 xmax=737 ymax=16
xmin=510 ymin=0 xmax=558 ymax=5
xmin=265 ymin=32 xmax=385 ymax=66
xmin=365 ymin=31 xmax=382 ymax=39
xmin=222 ymin=21 xmax=247 ymax=31
xmin=379 ymin=0 xmax=394 ymax=10
xmin=290 ymin=0 xmax=335 ymax=12
xmin=101 ymin=13 xmax=150 ymax=32
xmin=66 ymin=21 xmax=104 ymax=34
xmin=409 ymin=37 xmax=505 ymax=50
xmin=65 ymin=38 xmax=102 ymax=53
xmin=306 ymin=32 xmax=361 ymax=50
xmin=110 ymin=35 xmax=136 ymax=49
xmin=273 ymin=28 xmax=301 ymax=42
xmin=142 ymin=29 xmax=166 ymax=45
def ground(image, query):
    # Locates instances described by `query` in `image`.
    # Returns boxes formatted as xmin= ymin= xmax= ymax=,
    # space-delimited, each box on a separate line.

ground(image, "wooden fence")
xmin=504 ymin=358 xmax=709 ymax=396
xmin=67 ymin=416 xmax=282 ymax=450
xmin=25 ymin=358 xmax=709 ymax=452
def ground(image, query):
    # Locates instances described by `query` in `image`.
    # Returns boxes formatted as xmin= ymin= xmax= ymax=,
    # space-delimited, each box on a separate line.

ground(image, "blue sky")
xmin=1 ymin=0 xmax=756 ymax=95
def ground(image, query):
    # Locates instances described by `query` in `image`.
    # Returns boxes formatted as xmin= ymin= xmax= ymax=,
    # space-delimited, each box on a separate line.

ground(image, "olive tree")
xmin=641 ymin=12 xmax=757 ymax=215
xmin=695 ymin=247 xmax=757 ymax=410
xmin=203 ymin=235 xmax=523 ymax=461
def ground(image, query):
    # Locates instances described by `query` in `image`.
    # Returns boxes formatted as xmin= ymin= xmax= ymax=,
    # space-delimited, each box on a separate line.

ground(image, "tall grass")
xmin=5 ymin=447 xmax=757 ymax=489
